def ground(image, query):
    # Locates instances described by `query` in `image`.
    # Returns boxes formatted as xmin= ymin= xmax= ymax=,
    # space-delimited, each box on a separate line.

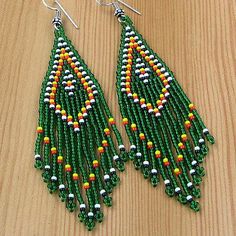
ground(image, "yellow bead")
xmin=163 ymin=158 xmax=168 ymax=163
xmin=159 ymin=74 xmax=165 ymax=78
xmin=65 ymin=164 xmax=71 ymax=169
xmin=174 ymin=168 xmax=180 ymax=174
xmin=162 ymin=88 xmax=167 ymax=93
xmin=73 ymin=173 xmax=78 ymax=178
xmin=131 ymin=123 xmax=137 ymax=128
xmin=140 ymin=98 xmax=145 ymax=103
xmin=109 ymin=118 xmax=114 ymax=122
xmin=189 ymin=103 xmax=194 ymax=109
xmin=89 ymin=173 xmax=95 ymax=178
xmin=155 ymin=150 xmax=161 ymax=155
xmin=51 ymin=147 xmax=56 ymax=151
xmin=160 ymin=94 xmax=164 ymax=99
xmin=93 ymin=160 xmax=98 ymax=165
xmin=81 ymin=107 xmax=86 ymax=112
xmin=84 ymin=182 xmax=89 ymax=187
xmin=61 ymin=110 xmax=66 ymax=115
xmin=58 ymin=156 xmax=63 ymax=161
xmin=178 ymin=142 xmax=184 ymax=147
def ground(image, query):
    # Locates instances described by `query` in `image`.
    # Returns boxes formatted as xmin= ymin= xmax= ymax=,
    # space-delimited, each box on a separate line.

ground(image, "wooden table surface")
xmin=0 ymin=0 xmax=235 ymax=235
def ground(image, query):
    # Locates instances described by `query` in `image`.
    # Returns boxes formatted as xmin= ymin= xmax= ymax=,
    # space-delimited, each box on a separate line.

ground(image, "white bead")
xmin=88 ymin=212 xmax=94 ymax=217
xmin=95 ymin=204 xmax=101 ymax=209
xmin=186 ymin=195 xmax=193 ymax=201
xmin=74 ymin=128 xmax=80 ymax=132
xmin=148 ymin=109 xmax=154 ymax=113
xmin=149 ymin=55 xmax=154 ymax=59
xmin=62 ymin=115 xmax=67 ymax=121
xmin=69 ymin=92 xmax=74 ymax=96
xmin=51 ymin=176 xmax=57 ymax=181
xmin=59 ymin=184 xmax=65 ymax=190
xmin=141 ymin=104 xmax=147 ymax=109
xmin=134 ymin=98 xmax=139 ymax=103
xmin=167 ymin=77 xmax=173 ymax=82
xmin=158 ymin=105 xmax=164 ymax=110
xmin=68 ymin=121 xmax=73 ymax=126
xmin=45 ymin=165 xmax=50 ymax=170
xmin=104 ymin=175 xmax=110 ymax=180
xmin=192 ymin=160 xmax=197 ymax=166
xmin=203 ymin=128 xmax=209 ymax=134
xmin=199 ymin=138 xmax=205 ymax=144
xmin=155 ymin=113 xmax=161 ymax=117
xmin=187 ymin=182 xmax=193 ymax=187
xmin=164 ymin=72 xmax=169 ymax=77
xmin=143 ymin=161 xmax=149 ymax=165
xmin=130 ymin=145 xmax=136 ymax=150
xmin=175 ymin=187 xmax=181 ymax=193
xmin=49 ymin=104 xmax=55 ymax=109
xmin=119 ymin=144 xmax=125 ymax=149
xmin=194 ymin=146 xmax=200 ymax=151
xmin=113 ymin=155 xmax=119 ymax=161
xmin=79 ymin=119 xmax=85 ymax=124
xmin=80 ymin=204 xmax=86 ymax=209
xmin=110 ymin=168 xmax=116 ymax=173
xmin=151 ymin=169 xmax=157 ymax=174
xmin=190 ymin=169 xmax=196 ymax=174
xmin=136 ymin=152 xmax=142 ymax=157
xmin=100 ymin=189 xmax=106 ymax=195
xmin=34 ymin=154 xmax=40 ymax=160
xmin=164 ymin=179 xmax=170 ymax=185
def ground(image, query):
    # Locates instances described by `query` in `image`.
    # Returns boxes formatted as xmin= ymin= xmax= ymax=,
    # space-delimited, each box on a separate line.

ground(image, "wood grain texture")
xmin=0 ymin=0 xmax=235 ymax=235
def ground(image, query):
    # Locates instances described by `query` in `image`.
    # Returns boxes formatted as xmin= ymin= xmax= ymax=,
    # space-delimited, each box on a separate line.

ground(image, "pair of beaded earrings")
xmin=34 ymin=0 xmax=215 ymax=231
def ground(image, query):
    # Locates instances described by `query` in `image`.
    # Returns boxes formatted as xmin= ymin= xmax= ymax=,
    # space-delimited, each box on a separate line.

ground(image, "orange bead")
xmin=37 ymin=127 xmax=43 ymax=134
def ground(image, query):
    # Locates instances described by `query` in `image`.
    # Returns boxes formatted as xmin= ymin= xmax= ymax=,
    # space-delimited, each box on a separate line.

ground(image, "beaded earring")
xmin=96 ymin=0 xmax=215 ymax=211
xmin=34 ymin=1 xmax=128 ymax=230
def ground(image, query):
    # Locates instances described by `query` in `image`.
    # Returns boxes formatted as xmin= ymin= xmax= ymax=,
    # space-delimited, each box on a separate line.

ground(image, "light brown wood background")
xmin=0 ymin=0 xmax=235 ymax=235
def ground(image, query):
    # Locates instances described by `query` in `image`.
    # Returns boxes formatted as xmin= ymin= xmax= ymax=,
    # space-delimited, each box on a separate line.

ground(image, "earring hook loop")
xmin=96 ymin=0 xmax=141 ymax=15
xmin=42 ymin=0 xmax=79 ymax=29
xmin=42 ymin=0 xmax=57 ymax=11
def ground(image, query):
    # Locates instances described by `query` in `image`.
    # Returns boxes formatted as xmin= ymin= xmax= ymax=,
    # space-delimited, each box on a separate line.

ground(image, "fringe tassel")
xmin=116 ymin=16 xmax=215 ymax=211
xmin=34 ymin=26 xmax=127 ymax=230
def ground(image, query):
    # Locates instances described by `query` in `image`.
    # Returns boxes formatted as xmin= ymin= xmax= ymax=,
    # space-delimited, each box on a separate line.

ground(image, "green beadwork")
xmin=34 ymin=22 xmax=127 ymax=230
xmin=116 ymin=14 xmax=215 ymax=211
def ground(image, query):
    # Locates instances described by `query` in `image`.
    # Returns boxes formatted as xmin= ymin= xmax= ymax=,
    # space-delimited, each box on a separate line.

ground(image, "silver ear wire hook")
xmin=96 ymin=0 xmax=141 ymax=15
xmin=42 ymin=0 xmax=79 ymax=29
